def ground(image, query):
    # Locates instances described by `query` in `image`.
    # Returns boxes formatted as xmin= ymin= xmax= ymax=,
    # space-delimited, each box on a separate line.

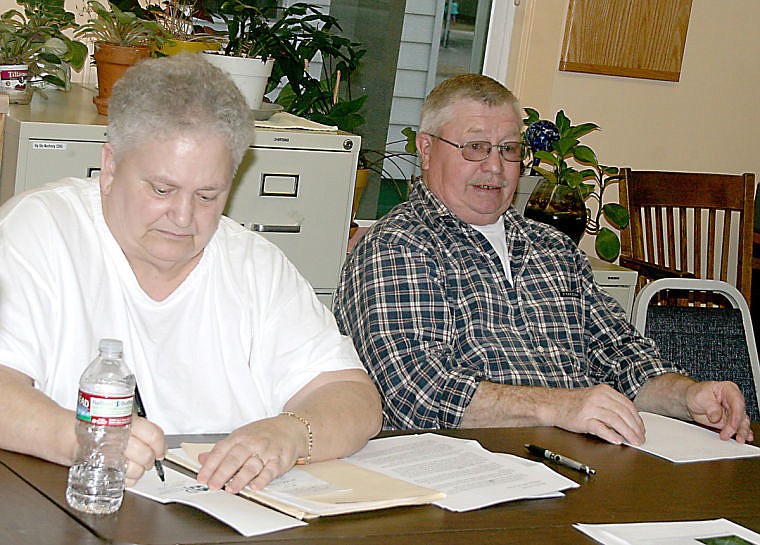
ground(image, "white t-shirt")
xmin=471 ymin=216 xmax=513 ymax=285
xmin=0 ymin=178 xmax=364 ymax=434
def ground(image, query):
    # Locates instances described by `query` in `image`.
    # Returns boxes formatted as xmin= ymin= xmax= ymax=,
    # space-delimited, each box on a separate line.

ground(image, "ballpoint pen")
xmin=525 ymin=444 xmax=596 ymax=476
xmin=134 ymin=385 xmax=166 ymax=482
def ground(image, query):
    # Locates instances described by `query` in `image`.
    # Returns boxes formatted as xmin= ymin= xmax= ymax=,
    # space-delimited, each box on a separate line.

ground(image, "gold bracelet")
xmin=280 ymin=411 xmax=312 ymax=464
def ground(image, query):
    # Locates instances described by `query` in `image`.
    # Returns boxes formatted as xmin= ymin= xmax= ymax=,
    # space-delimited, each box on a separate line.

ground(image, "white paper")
xmin=254 ymin=112 xmax=337 ymax=131
xmin=128 ymin=467 xmax=305 ymax=537
xmin=574 ymin=518 xmax=760 ymax=545
xmin=345 ymin=433 xmax=579 ymax=512
xmin=628 ymin=413 xmax=760 ymax=463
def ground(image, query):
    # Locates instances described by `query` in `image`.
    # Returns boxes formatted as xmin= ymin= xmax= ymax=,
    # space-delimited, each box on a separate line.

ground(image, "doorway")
xmin=437 ymin=0 xmax=493 ymax=85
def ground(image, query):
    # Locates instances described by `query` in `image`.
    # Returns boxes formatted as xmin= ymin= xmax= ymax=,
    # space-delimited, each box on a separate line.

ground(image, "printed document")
xmin=628 ymin=413 xmax=760 ymax=463
xmin=575 ymin=518 xmax=760 ymax=544
xmin=128 ymin=467 xmax=305 ymax=537
xmin=346 ymin=433 xmax=578 ymax=512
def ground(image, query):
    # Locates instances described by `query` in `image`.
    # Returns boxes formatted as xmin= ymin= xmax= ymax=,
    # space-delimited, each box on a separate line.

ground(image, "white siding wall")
xmin=385 ymin=0 xmax=442 ymax=177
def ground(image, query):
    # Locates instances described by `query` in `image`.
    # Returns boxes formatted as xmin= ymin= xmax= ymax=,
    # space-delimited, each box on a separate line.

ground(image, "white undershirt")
xmin=471 ymin=216 xmax=513 ymax=285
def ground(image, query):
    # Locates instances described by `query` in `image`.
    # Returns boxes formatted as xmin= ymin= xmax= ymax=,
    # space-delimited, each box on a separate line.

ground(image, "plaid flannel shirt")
xmin=334 ymin=181 xmax=682 ymax=430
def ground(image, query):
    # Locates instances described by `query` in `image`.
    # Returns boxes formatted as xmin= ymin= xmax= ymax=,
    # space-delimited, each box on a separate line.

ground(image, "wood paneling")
xmin=559 ymin=0 xmax=692 ymax=81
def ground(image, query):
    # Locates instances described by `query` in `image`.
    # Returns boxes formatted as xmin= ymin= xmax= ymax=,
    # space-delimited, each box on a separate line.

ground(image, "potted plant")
xmin=523 ymin=108 xmax=629 ymax=261
xmin=355 ymin=127 xmax=419 ymax=222
xmin=199 ymin=1 xmax=367 ymax=130
xmin=136 ymin=0 xmax=222 ymax=55
xmin=0 ymin=0 xmax=87 ymax=104
xmin=76 ymin=0 xmax=169 ymax=114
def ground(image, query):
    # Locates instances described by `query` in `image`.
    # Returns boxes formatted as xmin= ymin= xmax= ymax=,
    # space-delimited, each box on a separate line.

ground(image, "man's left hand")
xmin=686 ymin=380 xmax=753 ymax=443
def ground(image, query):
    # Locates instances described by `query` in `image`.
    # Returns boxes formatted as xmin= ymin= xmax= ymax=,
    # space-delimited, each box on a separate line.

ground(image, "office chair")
xmin=632 ymin=278 xmax=760 ymax=422
xmin=619 ymin=169 xmax=755 ymax=307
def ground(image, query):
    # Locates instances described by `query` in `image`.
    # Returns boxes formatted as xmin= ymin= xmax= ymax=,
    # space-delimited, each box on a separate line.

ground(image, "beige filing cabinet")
xmin=0 ymin=85 xmax=360 ymax=308
xmin=587 ymin=256 xmax=638 ymax=319
xmin=0 ymin=85 xmax=108 ymax=202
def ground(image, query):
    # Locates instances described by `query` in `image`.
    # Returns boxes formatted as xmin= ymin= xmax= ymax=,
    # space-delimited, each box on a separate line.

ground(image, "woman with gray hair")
xmin=0 ymin=54 xmax=382 ymax=494
xmin=107 ymin=53 xmax=253 ymax=169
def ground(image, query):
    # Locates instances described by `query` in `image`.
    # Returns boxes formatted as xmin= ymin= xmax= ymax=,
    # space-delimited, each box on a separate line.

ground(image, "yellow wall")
xmin=507 ymin=0 xmax=760 ymax=255
xmin=509 ymin=0 xmax=760 ymax=174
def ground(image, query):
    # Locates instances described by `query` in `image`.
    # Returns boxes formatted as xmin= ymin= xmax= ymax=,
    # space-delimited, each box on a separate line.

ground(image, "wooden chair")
xmin=619 ymin=168 xmax=755 ymax=307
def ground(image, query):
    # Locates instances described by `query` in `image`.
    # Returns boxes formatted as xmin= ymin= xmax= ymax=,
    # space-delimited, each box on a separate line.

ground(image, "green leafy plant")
xmin=148 ymin=0 xmax=200 ymax=41
xmin=524 ymin=108 xmax=629 ymax=261
xmin=358 ymin=127 xmax=419 ymax=217
xmin=76 ymin=0 xmax=169 ymax=48
xmin=0 ymin=0 xmax=88 ymax=89
xmin=359 ymin=127 xmax=417 ymax=178
xmin=201 ymin=1 xmax=367 ymax=132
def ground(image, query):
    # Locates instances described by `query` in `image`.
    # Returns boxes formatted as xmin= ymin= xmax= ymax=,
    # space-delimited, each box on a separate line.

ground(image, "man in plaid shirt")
xmin=334 ymin=74 xmax=752 ymax=445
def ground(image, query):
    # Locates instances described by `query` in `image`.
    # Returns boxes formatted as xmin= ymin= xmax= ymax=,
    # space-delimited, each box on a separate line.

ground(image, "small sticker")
xmin=32 ymin=142 xmax=67 ymax=151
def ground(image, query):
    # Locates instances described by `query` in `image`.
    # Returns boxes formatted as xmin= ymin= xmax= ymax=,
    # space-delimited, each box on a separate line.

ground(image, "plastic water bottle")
xmin=65 ymin=338 xmax=136 ymax=514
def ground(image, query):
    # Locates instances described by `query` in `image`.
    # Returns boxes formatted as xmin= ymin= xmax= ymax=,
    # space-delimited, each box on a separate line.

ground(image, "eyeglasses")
xmin=427 ymin=134 xmax=526 ymax=163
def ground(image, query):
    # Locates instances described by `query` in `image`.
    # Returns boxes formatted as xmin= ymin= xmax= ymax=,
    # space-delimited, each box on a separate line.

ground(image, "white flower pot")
xmin=202 ymin=53 xmax=274 ymax=110
xmin=0 ymin=64 xmax=32 ymax=105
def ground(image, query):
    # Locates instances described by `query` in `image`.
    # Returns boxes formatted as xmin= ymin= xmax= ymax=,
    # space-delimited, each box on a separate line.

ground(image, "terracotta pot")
xmin=349 ymin=168 xmax=370 ymax=238
xmin=92 ymin=42 xmax=151 ymax=115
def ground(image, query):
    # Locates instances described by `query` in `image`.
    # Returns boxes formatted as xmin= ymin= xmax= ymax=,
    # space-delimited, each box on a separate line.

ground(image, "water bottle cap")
xmin=98 ymin=338 xmax=123 ymax=356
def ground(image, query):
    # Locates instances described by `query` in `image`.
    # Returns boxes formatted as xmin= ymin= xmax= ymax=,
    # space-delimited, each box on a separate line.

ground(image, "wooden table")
xmin=1 ymin=425 xmax=759 ymax=544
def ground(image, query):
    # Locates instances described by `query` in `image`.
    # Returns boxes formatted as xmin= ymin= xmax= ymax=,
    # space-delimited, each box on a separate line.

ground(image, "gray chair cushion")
xmin=646 ymin=305 xmax=759 ymax=422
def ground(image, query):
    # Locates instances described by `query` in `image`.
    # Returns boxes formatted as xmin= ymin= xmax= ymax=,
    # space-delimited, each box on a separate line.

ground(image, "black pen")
xmin=525 ymin=444 xmax=596 ymax=475
xmin=134 ymin=385 xmax=165 ymax=482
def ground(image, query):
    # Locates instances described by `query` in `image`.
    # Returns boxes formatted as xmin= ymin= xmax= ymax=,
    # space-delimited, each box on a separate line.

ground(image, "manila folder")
xmin=166 ymin=442 xmax=445 ymax=520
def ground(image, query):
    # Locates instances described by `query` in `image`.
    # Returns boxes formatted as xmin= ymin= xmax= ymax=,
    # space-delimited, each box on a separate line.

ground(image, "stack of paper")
xmin=129 ymin=433 xmax=579 ymax=535
xmin=345 ymin=433 xmax=578 ymax=512
xmin=254 ymin=112 xmax=337 ymax=131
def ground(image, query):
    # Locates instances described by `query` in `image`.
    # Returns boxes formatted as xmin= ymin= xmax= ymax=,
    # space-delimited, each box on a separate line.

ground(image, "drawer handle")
xmin=250 ymin=223 xmax=301 ymax=233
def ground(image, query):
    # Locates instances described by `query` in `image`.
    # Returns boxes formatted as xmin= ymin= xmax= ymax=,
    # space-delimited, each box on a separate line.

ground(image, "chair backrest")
xmin=632 ymin=278 xmax=760 ymax=422
xmin=619 ymin=169 xmax=755 ymax=306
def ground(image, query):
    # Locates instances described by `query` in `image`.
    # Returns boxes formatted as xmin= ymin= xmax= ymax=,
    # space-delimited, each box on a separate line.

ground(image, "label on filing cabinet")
xmin=32 ymin=142 xmax=67 ymax=151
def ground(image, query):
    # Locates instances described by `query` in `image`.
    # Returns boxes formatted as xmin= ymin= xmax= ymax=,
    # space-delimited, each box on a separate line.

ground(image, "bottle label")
xmin=76 ymin=390 xmax=133 ymax=427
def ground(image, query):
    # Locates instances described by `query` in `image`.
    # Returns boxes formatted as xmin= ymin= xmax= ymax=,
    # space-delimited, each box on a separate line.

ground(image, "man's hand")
xmin=196 ymin=414 xmax=307 ymax=494
xmin=685 ymin=380 xmax=753 ymax=443
xmin=635 ymin=373 xmax=753 ymax=444
xmin=545 ymin=384 xmax=647 ymax=445
xmin=124 ymin=417 xmax=167 ymax=486
xmin=463 ymin=382 xmax=645 ymax=444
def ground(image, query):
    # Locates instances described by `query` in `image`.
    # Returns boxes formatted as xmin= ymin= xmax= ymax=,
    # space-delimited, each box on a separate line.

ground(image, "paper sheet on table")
xmin=574 ymin=518 xmax=760 ymax=545
xmin=127 ymin=466 xmax=305 ymax=537
xmin=627 ymin=412 xmax=760 ymax=463
xmin=254 ymin=112 xmax=337 ymax=131
xmin=168 ymin=444 xmax=444 ymax=519
xmin=345 ymin=433 xmax=579 ymax=512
